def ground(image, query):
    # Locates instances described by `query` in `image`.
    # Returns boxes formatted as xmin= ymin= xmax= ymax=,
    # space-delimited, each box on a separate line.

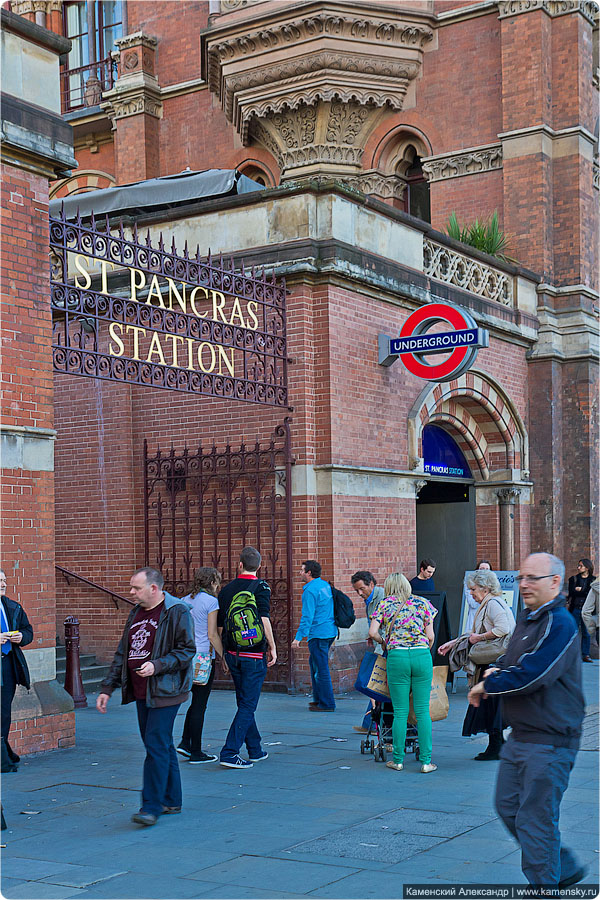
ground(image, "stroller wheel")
xmin=415 ymin=746 xmax=420 ymax=761
xmin=375 ymin=746 xmax=386 ymax=762
xmin=369 ymin=741 xmax=375 ymax=754
xmin=360 ymin=740 xmax=366 ymax=755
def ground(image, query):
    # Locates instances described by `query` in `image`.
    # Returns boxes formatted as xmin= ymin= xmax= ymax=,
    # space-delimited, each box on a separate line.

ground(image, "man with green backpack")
xmin=217 ymin=547 xmax=277 ymax=768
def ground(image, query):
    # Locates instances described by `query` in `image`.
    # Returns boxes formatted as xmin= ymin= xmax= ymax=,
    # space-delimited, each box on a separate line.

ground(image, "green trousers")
xmin=386 ymin=648 xmax=433 ymax=765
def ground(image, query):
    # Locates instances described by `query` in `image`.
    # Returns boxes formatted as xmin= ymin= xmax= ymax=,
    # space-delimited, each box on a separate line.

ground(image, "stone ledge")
xmin=12 ymin=679 xmax=74 ymax=723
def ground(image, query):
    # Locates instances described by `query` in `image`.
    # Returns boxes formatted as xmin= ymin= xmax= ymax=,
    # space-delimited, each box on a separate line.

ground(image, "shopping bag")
xmin=192 ymin=651 xmax=212 ymax=685
xmin=354 ymin=651 xmax=391 ymax=701
xmin=408 ymin=665 xmax=449 ymax=724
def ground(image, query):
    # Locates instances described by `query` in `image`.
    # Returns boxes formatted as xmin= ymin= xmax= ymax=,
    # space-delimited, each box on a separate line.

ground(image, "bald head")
xmin=519 ymin=553 xmax=565 ymax=610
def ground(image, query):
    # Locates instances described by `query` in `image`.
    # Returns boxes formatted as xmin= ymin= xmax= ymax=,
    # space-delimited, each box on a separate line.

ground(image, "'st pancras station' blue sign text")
xmin=390 ymin=328 xmax=482 ymax=356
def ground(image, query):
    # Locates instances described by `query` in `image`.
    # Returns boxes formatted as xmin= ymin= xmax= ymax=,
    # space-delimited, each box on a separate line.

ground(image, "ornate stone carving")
xmin=424 ymin=239 xmax=514 ymax=306
xmin=203 ymin=2 xmax=434 ymax=180
xmin=220 ymin=0 xmax=267 ymax=10
xmin=414 ymin=479 xmax=427 ymax=497
xmin=422 ymin=145 xmax=503 ymax=182
xmin=101 ymin=32 xmax=162 ymax=123
xmin=496 ymin=487 xmax=522 ymax=504
xmin=497 ymin=0 xmax=597 ymax=22
xmin=343 ymin=170 xmax=407 ymax=200
xmin=12 ymin=0 xmax=63 ymax=11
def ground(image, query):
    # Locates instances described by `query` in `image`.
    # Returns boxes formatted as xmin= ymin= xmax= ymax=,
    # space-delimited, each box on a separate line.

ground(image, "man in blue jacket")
xmin=292 ymin=560 xmax=337 ymax=711
xmin=468 ymin=552 xmax=586 ymax=889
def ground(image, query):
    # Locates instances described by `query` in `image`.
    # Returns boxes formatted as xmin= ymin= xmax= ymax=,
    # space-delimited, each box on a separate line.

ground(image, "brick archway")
xmin=49 ymin=170 xmax=116 ymax=200
xmin=408 ymin=370 xmax=529 ymax=481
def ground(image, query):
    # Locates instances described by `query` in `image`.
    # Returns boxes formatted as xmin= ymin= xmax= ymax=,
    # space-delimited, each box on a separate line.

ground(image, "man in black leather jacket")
xmin=1 ymin=568 xmax=33 ymax=771
xmin=97 ymin=567 xmax=195 ymax=826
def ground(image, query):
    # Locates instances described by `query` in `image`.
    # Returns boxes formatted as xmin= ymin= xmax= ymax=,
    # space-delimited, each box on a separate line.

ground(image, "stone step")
xmin=56 ymin=654 xmax=99 ymax=674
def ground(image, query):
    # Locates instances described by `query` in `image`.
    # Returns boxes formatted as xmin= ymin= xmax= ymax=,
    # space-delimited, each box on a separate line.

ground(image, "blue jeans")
xmin=308 ymin=637 xmax=336 ymax=710
xmin=135 ymin=701 xmax=182 ymax=816
xmin=495 ymin=738 xmax=580 ymax=886
xmin=570 ymin=607 xmax=591 ymax=658
xmin=221 ymin=652 xmax=267 ymax=761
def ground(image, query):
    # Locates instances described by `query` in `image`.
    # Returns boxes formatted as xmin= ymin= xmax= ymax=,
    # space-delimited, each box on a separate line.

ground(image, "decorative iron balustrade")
xmin=50 ymin=207 xmax=289 ymax=406
xmin=61 ymin=57 xmax=117 ymax=113
xmin=423 ymin=238 xmax=514 ymax=307
xmin=144 ymin=421 xmax=293 ymax=687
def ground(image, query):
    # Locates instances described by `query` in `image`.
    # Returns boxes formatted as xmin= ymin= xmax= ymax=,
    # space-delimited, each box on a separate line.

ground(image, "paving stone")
xmin=194 ymin=855 xmax=359 ymax=894
xmin=75 ymin=873 xmax=217 ymax=899
xmin=291 ymin=827 xmax=444 ymax=863
xmin=2 ymin=883 xmax=83 ymax=900
xmin=38 ymin=866 xmax=128 ymax=888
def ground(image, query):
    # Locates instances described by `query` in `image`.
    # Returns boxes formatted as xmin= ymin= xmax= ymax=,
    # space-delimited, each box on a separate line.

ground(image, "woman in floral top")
xmin=369 ymin=573 xmax=437 ymax=773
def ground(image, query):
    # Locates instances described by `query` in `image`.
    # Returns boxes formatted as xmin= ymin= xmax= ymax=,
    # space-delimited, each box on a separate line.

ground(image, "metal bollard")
xmin=63 ymin=616 xmax=88 ymax=709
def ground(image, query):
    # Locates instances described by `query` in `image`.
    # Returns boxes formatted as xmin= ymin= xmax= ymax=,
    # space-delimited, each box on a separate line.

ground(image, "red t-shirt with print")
xmin=128 ymin=602 xmax=163 ymax=700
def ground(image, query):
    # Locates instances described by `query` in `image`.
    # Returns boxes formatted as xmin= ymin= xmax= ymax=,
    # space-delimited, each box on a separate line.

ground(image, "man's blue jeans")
xmin=135 ymin=701 xmax=182 ymax=816
xmin=221 ymin=653 xmax=267 ymax=761
xmin=570 ymin=607 xmax=591 ymax=658
xmin=495 ymin=737 xmax=580 ymax=886
xmin=308 ymin=637 xmax=336 ymax=710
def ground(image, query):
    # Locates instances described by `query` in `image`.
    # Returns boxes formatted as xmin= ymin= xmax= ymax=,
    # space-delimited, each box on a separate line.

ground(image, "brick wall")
xmin=54 ymin=271 xmax=533 ymax=688
xmin=1 ymin=160 xmax=75 ymax=753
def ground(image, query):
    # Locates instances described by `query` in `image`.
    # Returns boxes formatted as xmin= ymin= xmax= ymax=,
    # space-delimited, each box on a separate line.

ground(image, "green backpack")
xmin=225 ymin=589 xmax=265 ymax=650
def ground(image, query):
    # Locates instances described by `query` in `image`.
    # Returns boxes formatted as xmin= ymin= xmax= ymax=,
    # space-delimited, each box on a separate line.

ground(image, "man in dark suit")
xmin=1 ymin=568 xmax=33 ymax=771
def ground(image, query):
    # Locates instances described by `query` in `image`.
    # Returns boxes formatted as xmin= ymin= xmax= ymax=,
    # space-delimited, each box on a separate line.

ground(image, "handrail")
xmin=55 ymin=565 xmax=134 ymax=608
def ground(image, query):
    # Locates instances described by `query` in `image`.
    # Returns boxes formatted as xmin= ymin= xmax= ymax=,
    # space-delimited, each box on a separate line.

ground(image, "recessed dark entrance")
xmin=416 ymin=425 xmax=476 ymax=634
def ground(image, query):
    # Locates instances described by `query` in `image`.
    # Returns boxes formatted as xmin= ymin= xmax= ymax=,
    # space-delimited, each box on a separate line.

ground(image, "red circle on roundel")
xmin=400 ymin=303 xmax=469 ymax=380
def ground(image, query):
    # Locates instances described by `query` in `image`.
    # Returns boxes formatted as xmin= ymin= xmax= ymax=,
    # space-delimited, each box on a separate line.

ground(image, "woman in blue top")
xmin=177 ymin=567 xmax=223 ymax=763
xmin=369 ymin=573 xmax=437 ymax=773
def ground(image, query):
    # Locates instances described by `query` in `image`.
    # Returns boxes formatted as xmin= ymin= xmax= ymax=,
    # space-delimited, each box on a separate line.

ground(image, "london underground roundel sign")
xmin=389 ymin=302 xmax=489 ymax=382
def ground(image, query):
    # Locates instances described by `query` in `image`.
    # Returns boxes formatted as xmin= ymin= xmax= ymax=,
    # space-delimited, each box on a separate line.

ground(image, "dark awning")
xmin=49 ymin=168 xmax=263 ymax=220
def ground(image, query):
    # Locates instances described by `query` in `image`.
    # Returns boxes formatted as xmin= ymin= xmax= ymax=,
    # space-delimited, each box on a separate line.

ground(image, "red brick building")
xmin=4 ymin=0 xmax=598 ymax=712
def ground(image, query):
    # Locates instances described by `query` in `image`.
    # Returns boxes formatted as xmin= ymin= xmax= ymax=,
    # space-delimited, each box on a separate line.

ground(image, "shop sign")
xmin=379 ymin=302 xmax=488 ymax=383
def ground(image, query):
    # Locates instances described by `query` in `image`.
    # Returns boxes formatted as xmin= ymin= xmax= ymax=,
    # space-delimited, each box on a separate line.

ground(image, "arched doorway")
xmin=408 ymin=371 xmax=530 ymax=632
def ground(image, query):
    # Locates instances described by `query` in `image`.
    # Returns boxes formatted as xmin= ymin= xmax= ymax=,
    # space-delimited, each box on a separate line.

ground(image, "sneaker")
xmin=420 ymin=763 xmax=438 ymax=774
xmin=248 ymin=752 xmax=268 ymax=762
xmin=189 ymin=752 xmax=218 ymax=764
xmin=132 ymin=812 xmax=158 ymax=826
xmin=309 ymin=706 xmax=335 ymax=712
xmin=386 ymin=760 xmax=404 ymax=771
xmin=161 ymin=806 xmax=181 ymax=814
xmin=219 ymin=755 xmax=253 ymax=768
xmin=353 ymin=726 xmax=369 ymax=734
xmin=176 ymin=745 xmax=191 ymax=758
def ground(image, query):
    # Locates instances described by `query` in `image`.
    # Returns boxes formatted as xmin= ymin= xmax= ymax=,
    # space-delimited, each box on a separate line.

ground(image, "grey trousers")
xmin=495 ymin=737 xmax=580 ymax=886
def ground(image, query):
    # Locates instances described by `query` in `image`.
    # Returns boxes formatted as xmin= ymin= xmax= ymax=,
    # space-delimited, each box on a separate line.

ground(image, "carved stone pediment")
xmin=203 ymin=1 xmax=435 ymax=180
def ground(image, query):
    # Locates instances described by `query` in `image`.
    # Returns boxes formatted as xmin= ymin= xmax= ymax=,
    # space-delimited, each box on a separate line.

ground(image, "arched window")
xmin=237 ymin=162 xmax=274 ymax=188
xmin=396 ymin=145 xmax=430 ymax=223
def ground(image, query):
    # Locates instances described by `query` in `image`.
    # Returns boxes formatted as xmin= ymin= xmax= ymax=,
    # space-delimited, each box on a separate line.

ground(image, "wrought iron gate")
xmin=143 ymin=420 xmax=293 ymax=689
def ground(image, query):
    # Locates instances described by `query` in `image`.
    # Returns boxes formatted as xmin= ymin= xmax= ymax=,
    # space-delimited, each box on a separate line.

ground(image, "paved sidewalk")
xmin=1 ymin=665 xmax=598 ymax=900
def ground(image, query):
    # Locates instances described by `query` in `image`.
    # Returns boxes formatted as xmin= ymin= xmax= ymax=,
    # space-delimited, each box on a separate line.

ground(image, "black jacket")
xmin=99 ymin=592 xmax=195 ymax=707
xmin=484 ymin=594 xmax=584 ymax=749
xmin=1 ymin=595 xmax=33 ymax=689
xmin=567 ymin=574 xmax=593 ymax=610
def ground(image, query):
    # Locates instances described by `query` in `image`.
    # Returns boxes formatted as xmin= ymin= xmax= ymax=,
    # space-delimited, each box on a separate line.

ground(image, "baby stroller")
xmin=360 ymin=700 xmax=420 ymax=763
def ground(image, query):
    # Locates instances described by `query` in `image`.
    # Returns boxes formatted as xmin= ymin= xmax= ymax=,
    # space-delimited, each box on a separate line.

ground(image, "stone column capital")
xmin=496 ymin=486 xmax=522 ymax=505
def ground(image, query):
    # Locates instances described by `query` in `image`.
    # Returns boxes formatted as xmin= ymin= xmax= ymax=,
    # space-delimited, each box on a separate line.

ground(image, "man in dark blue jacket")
xmin=1 ymin=568 xmax=33 ymax=771
xmin=468 ymin=552 xmax=585 ymax=889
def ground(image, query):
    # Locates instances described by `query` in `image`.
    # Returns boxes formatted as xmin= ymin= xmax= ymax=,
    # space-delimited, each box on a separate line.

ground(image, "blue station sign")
xmin=390 ymin=328 xmax=487 ymax=356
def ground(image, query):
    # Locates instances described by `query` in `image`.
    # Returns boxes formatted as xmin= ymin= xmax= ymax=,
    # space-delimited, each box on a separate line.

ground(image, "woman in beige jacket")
xmin=439 ymin=569 xmax=515 ymax=760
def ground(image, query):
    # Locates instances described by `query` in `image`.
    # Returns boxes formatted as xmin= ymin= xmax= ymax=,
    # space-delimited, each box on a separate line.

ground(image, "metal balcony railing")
xmin=61 ymin=57 xmax=117 ymax=114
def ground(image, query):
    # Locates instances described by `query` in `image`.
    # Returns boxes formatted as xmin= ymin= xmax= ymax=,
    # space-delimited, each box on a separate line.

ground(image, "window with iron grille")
xmin=62 ymin=1 xmax=123 ymax=113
